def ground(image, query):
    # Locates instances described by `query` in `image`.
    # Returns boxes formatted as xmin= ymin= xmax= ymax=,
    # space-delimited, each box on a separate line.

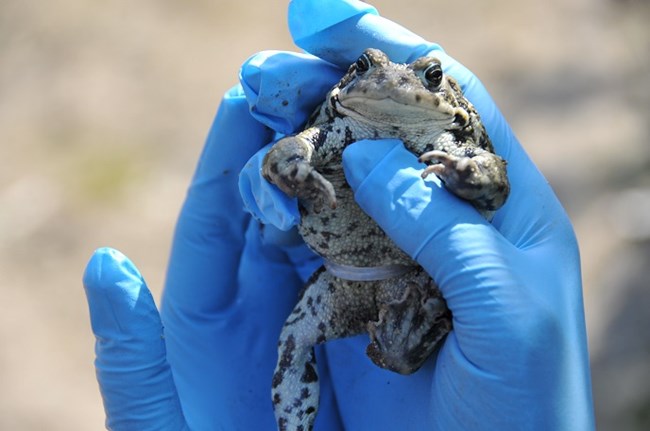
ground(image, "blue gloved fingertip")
xmin=289 ymin=1 xmax=440 ymax=67
xmin=83 ymin=247 xmax=161 ymax=339
xmin=83 ymin=247 xmax=143 ymax=303
xmin=289 ymin=0 xmax=378 ymax=44
xmin=240 ymin=51 xmax=343 ymax=134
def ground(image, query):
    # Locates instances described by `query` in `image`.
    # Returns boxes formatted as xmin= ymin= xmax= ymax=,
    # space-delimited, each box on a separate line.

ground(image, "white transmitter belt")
xmin=323 ymin=260 xmax=416 ymax=281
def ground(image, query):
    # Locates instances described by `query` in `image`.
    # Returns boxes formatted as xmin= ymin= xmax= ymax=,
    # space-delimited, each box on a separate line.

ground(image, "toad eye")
xmin=355 ymin=53 xmax=372 ymax=74
xmin=423 ymin=63 xmax=443 ymax=88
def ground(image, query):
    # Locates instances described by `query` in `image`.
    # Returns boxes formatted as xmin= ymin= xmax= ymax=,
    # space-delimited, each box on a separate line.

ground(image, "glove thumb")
xmin=342 ymin=140 xmax=514 ymax=297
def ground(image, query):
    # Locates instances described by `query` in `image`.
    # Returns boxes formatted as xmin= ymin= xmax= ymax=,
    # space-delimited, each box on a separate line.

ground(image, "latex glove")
xmin=83 ymin=85 xmax=343 ymax=430
xmin=239 ymin=0 xmax=595 ymax=430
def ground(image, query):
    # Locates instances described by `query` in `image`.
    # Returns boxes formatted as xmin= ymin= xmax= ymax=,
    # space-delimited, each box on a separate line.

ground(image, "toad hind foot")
xmin=366 ymin=280 xmax=451 ymax=375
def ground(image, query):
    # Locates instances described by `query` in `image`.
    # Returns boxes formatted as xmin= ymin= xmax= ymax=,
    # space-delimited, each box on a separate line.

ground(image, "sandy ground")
xmin=1 ymin=0 xmax=649 ymax=429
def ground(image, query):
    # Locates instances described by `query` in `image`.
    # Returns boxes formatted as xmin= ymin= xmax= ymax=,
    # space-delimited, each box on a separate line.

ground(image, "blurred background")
xmin=1 ymin=0 xmax=648 ymax=429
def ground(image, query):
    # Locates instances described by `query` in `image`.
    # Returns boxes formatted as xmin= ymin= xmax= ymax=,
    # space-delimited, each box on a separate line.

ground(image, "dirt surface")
xmin=1 ymin=1 xmax=649 ymax=429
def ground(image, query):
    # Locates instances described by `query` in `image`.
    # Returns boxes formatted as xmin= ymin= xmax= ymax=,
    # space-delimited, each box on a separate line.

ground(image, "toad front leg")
xmin=262 ymin=128 xmax=336 ymax=212
xmin=419 ymin=148 xmax=510 ymax=212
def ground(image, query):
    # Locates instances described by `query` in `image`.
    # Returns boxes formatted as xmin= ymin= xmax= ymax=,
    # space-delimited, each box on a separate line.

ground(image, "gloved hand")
xmin=240 ymin=0 xmax=595 ymax=430
xmin=82 ymin=87 xmax=341 ymax=429
xmin=83 ymin=1 xmax=595 ymax=430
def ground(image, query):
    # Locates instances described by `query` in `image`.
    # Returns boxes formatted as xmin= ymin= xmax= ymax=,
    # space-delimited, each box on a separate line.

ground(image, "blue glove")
xmin=83 ymin=85 xmax=341 ymax=430
xmin=239 ymin=0 xmax=595 ymax=430
xmin=83 ymin=1 xmax=594 ymax=430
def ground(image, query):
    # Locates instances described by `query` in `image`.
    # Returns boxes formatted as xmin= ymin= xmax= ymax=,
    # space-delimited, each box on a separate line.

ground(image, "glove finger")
xmin=240 ymin=50 xmax=343 ymax=134
xmin=165 ymin=85 xmax=274 ymax=313
xmin=343 ymin=141 xmax=577 ymax=322
xmin=342 ymin=140 xmax=531 ymax=285
xmin=288 ymin=0 xmax=440 ymax=67
xmin=82 ymin=247 xmax=187 ymax=431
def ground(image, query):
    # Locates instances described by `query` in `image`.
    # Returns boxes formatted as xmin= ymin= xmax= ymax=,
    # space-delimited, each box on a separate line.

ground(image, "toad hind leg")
xmin=272 ymin=268 xmax=376 ymax=431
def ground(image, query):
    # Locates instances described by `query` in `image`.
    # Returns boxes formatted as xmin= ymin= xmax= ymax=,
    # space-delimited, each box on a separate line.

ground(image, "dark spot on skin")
xmin=305 ymin=267 xmax=326 ymax=287
xmin=301 ymin=362 xmax=318 ymax=383
xmin=319 ymin=166 xmax=336 ymax=176
xmin=272 ymin=370 xmax=284 ymax=389
xmin=269 ymin=163 xmax=279 ymax=175
xmin=344 ymin=127 xmax=355 ymax=146
xmin=376 ymin=71 xmax=388 ymax=83
xmin=305 ymin=407 xmax=316 ymax=415
xmin=300 ymin=388 xmax=311 ymax=399
xmin=356 ymin=242 xmax=375 ymax=255
xmin=415 ymin=94 xmax=421 ymax=103
xmin=306 ymin=296 xmax=318 ymax=317
xmin=317 ymin=242 xmax=329 ymax=250
xmin=278 ymin=418 xmax=287 ymax=431
xmin=286 ymin=311 xmax=307 ymax=325
xmin=328 ymin=317 xmax=338 ymax=334
xmin=454 ymin=112 xmax=468 ymax=127
xmin=316 ymin=321 xmax=327 ymax=343
xmin=423 ymin=144 xmax=435 ymax=154
xmin=286 ymin=154 xmax=304 ymax=164
xmin=330 ymin=107 xmax=345 ymax=120
xmin=314 ymin=129 xmax=328 ymax=150
xmin=277 ymin=335 xmax=296 ymax=371
xmin=273 ymin=393 xmax=282 ymax=405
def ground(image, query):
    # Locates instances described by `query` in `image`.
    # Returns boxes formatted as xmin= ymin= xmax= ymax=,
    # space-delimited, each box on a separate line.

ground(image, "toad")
xmin=262 ymin=48 xmax=509 ymax=431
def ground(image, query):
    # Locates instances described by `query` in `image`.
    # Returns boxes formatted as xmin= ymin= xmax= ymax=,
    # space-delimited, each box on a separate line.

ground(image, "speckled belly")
xmin=297 ymin=178 xmax=413 ymax=267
